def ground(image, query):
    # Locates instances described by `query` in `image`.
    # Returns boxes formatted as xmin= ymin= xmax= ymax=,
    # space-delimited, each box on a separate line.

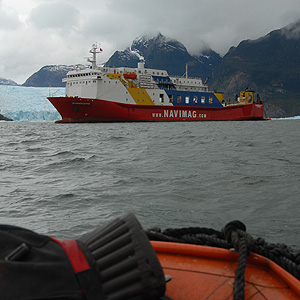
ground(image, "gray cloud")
xmin=76 ymin=0 xmax=300 ymax=55
xmin=0 ymin=4 xmax=20 ymax=30
xmin=1 ymin=0 xmax=300 ymax=83
xmin=281 ymin=19 xmax=300 ymax=39
xmin=28 ymin=1 xmax=80 ymax=31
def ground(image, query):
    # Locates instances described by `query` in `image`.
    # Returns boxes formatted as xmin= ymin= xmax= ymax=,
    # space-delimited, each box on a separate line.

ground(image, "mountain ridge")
xmin=0 ymin=77 xmax=18 ymax=86
xmin=211 ymin=19 xmax=300 ymax=117
xmin=105 ymin=33 xmax=221 ymax=79
xmin=22 ymin=65 xmax=76 ymax=87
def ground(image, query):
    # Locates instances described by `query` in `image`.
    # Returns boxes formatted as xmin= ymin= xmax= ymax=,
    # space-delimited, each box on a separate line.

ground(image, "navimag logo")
xmin=152 ymin=110 xmax=207 ymax=119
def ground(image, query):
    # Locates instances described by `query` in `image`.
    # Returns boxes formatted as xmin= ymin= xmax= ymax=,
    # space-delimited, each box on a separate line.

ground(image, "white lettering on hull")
xmin=154 ymin=110 xmax=206 ymax=119
xmin=152 ymin=113 xmax=162 ymax=118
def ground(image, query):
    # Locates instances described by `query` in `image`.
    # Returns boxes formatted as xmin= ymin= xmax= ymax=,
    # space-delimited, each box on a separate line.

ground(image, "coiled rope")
xmin=146 ymin=220 xmax=300 ymax=300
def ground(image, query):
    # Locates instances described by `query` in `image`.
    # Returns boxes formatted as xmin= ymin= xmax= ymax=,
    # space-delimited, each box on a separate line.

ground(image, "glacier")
xmin=0 ymin=85 xmax=64 ymax=122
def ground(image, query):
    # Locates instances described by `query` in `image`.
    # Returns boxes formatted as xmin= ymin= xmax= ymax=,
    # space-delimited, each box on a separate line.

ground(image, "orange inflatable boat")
xmin=1 ymin=213 xmax=299 ymax=300
xmin=152 ymin=241 xmax=300 ymax=300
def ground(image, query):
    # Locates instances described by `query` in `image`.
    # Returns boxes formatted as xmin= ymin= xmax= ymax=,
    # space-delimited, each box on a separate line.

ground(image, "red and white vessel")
xmin=48 ymin=44 xmax=265 ymax=123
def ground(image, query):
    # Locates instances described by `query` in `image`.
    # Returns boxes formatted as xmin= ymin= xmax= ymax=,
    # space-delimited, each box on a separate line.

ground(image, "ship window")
xmin=159 ymin=94 xmax=164 ymax=103
xmin=193 ymin=96 xmax=198 ymax=104
xmin=177 ymin=95 xmax=182 ymax=103
xmin=185 ymin=96 xmax=190 ymax=104
xmin=201 ymin=96 xmax=205 ymax=104
xmin=209 ymin=96 xmax=213 ymax=104
xmin=168 ymin=94 xmax=173 ymax=103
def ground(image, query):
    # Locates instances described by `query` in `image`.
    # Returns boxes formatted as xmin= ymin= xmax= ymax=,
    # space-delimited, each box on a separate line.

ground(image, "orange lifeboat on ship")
xmin=123 ymin=72 xmax=137 ymax=80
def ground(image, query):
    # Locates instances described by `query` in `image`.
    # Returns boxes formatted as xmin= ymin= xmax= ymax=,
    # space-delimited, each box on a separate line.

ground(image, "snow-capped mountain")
xmin=22 ymin=65 xmax=84 ymax=87
xmin=105 ymin=33 xmax=222 ymax=80
xmin=131 ymin=33 xmax=188 ymax=56
xmin=0 ymin=77 xmax=18 ymax=86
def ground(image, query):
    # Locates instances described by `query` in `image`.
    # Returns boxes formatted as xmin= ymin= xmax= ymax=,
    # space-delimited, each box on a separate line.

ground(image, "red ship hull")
xmin=48 ymin=97 xmax=265 ymax=123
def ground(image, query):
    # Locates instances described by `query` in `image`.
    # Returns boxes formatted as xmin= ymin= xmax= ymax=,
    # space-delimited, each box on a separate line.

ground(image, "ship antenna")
xmin=186 ymin=63 xmax=188 ymax=79
xmin=87 ymin=43 xmax=102 ymax=69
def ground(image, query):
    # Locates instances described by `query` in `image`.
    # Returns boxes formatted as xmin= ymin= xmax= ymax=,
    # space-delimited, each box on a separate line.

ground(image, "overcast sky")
xmin=1 ymin=0 xmax=300 ymax=84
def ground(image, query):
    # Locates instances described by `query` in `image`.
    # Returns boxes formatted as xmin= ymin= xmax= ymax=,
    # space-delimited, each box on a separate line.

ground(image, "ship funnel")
xmin=138 ymin=62 xmax=145 ymax=69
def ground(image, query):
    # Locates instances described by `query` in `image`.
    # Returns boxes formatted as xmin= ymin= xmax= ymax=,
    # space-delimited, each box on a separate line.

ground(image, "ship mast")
xmin=88 ymin=43 xmax=102 ymax=69
xmin=186 ymin=63 xmax=188 ymax=79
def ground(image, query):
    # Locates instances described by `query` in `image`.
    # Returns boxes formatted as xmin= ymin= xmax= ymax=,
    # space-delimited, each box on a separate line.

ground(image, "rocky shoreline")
xmin=0 ymin=113 xmax=13 ymax=121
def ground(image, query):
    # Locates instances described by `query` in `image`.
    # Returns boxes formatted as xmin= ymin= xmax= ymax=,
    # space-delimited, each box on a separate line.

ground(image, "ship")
xmin=48 ymin=44 xmax=265 ymax=123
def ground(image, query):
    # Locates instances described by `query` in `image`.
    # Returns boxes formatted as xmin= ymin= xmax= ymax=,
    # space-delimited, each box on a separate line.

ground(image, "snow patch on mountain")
xmin=0 ymin=77 xmax=18 ymax=86
xmin=129 ymin=48 xmax=145 ymax=61
xmin=132 ymin=33 xmax=187 ymax=54
xmin=42 ymin=64 xmax=86 ymax=72
xmin=200 ymin=54 xmax=211 ymax=59
xmin=118 ymin=48 xmax=137 ymax=60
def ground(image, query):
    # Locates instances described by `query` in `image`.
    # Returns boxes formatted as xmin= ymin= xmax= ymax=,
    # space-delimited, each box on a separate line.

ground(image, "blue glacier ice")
xmin=0 ymin=85 xmax=65 ymax=122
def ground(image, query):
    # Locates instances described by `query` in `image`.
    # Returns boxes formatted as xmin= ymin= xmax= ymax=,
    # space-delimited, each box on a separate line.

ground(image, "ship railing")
xmin=223 ymin=101 xmax=242 ymax=107
xmin=175 ymin=87 xmax=209 ymax=92
xmin=138 ymin=82 xmax=156 ymax=89
xmin=171 ymin=75 xmax=203 ymax=80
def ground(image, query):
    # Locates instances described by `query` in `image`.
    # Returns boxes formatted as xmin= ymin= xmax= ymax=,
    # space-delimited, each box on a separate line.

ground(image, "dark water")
xmin=0 ymin=120 xmax=300 ymax=247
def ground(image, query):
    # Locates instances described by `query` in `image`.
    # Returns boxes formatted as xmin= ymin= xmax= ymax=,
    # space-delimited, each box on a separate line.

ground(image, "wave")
xmin=272 ymin=115 xmax=300 ymax=120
